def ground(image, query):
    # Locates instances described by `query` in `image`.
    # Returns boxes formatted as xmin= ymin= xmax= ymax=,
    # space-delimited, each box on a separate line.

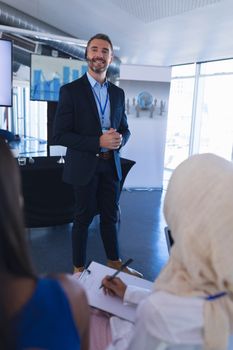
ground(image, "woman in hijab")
xmin=94 ymin=153 xmax=233 ymax=350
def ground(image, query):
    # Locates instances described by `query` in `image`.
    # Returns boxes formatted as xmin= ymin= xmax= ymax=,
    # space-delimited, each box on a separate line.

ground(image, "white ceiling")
xmin=2 ymin=0 xmax=233 ymax=66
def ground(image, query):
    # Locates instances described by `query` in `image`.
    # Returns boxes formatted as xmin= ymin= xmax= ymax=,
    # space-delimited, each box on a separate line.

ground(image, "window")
xmin=11 ymin=80 xmax=47 ymax=156
xmin=165 ymin=59 xmax=233 ymax=172
xmin=164 ymin=65 xmax=195 ymax=170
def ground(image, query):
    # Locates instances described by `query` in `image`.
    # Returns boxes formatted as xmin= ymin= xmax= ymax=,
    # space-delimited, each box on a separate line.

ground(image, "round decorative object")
xmin=137 ymin=91 xmax=153 ymax=110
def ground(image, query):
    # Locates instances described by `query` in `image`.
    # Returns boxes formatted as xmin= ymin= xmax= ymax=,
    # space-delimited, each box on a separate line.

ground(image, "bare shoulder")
xmin=57 ymin=274 xmax=89 ymax=317
xmin=56 ymin=273 xmax=86 ymax=301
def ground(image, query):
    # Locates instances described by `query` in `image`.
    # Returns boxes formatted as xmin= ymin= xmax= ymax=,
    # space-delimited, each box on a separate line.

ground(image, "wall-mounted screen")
xmin=0 ymin=39 xmax=12 ymax=107
xmin=30 ymin=54 xmax=88 ymax=102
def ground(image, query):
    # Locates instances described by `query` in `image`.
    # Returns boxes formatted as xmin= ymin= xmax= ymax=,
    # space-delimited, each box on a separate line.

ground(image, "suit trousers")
xmin=72 ymin=158 xmax=120 ymax=267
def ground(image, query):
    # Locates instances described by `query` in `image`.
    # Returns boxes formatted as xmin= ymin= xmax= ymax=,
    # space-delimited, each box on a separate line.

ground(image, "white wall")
xmin=120 ymin=64 xmax=171 ymax=82
xmin=119 ymin=64 xmax=171 ymax=189
xmin=121 ymin=117 xmax=167 ymax=188
xmin=120 ymin=79 xmax=170 ymax=110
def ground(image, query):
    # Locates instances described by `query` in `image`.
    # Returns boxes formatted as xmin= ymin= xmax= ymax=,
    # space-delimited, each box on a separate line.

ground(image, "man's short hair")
xmin=85 ymin=33 xmax=113 ymax=59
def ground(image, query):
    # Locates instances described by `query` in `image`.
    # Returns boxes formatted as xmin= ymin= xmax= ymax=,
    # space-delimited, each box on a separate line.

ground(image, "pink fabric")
xmin=90 ymin=308 xmax=112 ymax=350
xmin=73 ymin=272 xmax=112 ymax=349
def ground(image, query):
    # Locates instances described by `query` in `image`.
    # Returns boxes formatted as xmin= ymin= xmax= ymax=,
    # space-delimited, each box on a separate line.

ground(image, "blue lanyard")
xmin=92 ymin=87 xmax=109 ymax=126
xmin=205 ymin=291 xmax=227 ymax=301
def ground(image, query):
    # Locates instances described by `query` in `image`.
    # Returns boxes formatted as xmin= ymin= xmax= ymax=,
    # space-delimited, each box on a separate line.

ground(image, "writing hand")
xmin=101 ymin=276 xmax=126 ymax=299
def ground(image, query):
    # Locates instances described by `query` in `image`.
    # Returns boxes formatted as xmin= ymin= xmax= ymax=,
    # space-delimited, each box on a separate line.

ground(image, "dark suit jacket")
xmin=53 ymin=73 xmax=130 ymax=186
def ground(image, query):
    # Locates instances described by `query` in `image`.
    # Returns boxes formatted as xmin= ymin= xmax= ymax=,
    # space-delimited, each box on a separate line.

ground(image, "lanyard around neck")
xmin=92 ymin=85 xmax=109 ymax=126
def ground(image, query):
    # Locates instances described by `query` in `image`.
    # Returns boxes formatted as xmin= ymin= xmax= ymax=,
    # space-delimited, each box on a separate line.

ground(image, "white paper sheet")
xmin=79 ymin=261 xmax=153 ymax=322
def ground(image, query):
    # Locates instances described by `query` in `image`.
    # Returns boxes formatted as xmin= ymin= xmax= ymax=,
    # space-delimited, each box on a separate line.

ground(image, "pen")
xmin=99 ymin=258 xmax=133 ymax=289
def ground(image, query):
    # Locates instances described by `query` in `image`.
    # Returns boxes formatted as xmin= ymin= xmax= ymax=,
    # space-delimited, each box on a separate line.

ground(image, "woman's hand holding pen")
xmin=102 ymin=276 xmax=127 ymax=299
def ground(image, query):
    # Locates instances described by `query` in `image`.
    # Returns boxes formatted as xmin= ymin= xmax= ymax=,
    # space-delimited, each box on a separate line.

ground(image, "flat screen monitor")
xmin=30 ymin=54 xmax=88 ymax=102
xmin=0 ymin=39 xmax=12 ymax=107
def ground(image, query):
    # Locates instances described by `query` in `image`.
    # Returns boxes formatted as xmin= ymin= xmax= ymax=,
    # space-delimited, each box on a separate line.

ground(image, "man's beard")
xmin=87 ymin=57 xmax=108 ymax=74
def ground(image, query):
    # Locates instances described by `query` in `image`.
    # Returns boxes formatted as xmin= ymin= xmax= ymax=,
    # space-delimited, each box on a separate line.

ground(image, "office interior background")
xmin=1 ymin=0 xmax=233 ymax=277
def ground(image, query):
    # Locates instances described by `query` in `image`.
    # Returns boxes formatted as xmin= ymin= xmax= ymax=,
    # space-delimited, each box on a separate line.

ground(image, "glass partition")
xmin=165 ymin=58 xmax=233 ymax=173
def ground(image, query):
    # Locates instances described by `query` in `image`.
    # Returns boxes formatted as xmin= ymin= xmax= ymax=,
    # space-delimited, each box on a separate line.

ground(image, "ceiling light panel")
xmin=110 ymin=0 xmax=222 ymax=23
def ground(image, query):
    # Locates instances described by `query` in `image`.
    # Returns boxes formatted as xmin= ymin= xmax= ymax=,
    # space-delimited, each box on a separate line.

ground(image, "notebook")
xmin=78 ymin=261 xmax=153 ymax=322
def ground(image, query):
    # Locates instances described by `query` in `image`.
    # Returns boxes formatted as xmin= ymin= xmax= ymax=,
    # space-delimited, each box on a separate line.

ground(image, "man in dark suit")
xmin=53 ymin=33 xmax=142 ymax=277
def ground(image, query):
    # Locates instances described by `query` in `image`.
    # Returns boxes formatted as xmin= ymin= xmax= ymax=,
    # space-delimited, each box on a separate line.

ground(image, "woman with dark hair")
xmin=0 ymin=137 xmax=89 ymax=350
